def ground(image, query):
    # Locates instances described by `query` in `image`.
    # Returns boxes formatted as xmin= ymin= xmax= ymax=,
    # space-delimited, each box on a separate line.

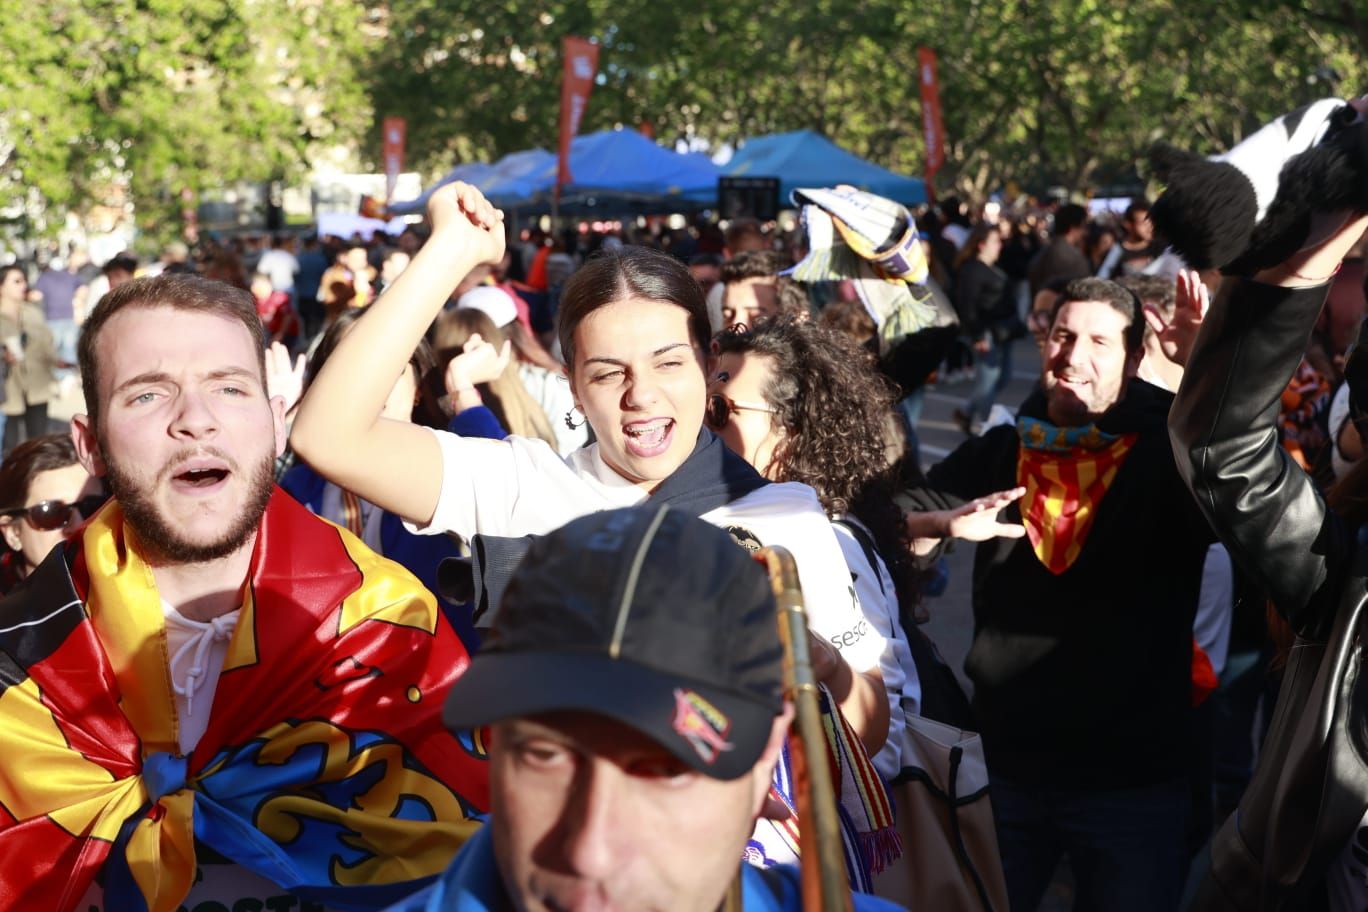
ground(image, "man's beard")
xmin=102 ymin=445 xmax=276 ymax=564
xmin=1045 ymin=375 xmax=1124 ymax=427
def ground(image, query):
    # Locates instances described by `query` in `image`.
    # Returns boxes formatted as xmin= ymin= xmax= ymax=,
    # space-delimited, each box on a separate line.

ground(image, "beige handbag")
xmin=872 ymin=715 xmax=1010 ymax=911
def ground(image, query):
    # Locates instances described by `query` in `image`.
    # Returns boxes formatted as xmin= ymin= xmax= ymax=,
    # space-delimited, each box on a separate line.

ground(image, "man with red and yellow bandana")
xmin=900 ymin=275 xmax=1213 ymax=912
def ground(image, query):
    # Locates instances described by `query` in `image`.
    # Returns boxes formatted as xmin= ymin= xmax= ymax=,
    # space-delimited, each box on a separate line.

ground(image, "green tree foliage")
xmin=925 ymin=0 xmax=1368 ymax=196
xmin=369 ymin=0 xmax=1368 ymax=199
xmin=7 ymin=0 xmax=1368 ymax=234
xmin=0 ymin=0 xmax=372 ymax=241
xmin=367 ymin=0 xmax=913 ymax=172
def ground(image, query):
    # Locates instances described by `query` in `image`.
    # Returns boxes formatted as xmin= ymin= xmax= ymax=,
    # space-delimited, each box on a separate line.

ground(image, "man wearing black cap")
xmin=388 ymin=505 xmax=903 ymax=912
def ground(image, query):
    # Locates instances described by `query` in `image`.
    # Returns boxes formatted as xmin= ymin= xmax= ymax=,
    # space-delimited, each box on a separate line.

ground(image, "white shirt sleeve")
xmin=407 ymin=428 xmax=580 ymax=540
xmin=1329 ymin=382 xmax=1355 ymax=482
xmin=1193 ymin=543 xmax=1234 ymax=679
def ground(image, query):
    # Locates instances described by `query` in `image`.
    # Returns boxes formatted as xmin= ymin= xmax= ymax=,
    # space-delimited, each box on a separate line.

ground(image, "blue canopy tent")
xmin=721 ymin=130 xmax=926 ymax=206
xmin=493 ymin=130 xmax=720 ymax=214
xmin=477 ymin=148 xmax=558 ymax=209
xmin=387 ymin=161 xmax=496 ymax=216
xmin=562 ymin=129 xmax=719 ymax=200
xmin=390 ymin=149 xmax=556 ymax=216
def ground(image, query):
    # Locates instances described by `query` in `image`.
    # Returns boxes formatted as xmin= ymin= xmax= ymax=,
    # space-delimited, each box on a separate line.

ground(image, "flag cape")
xmin=0 ymin=488 xmax=488 ymax=912
xmin=1016 ymin=416 xmax=1138 ymax=575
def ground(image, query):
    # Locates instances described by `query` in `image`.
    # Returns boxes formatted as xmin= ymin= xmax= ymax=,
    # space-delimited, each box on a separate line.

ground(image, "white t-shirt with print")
xmin=412 ymin=430 xmax=887 ymax=676
xmin=831 ymin=518 xmax=916 ymax=780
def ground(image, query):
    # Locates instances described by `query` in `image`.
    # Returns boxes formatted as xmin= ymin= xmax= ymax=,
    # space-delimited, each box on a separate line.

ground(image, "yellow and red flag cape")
xmin=1016 ymin=417 xmax=1138 ymax=575
xmin=0 ymin=489 xmax=488 ymax=912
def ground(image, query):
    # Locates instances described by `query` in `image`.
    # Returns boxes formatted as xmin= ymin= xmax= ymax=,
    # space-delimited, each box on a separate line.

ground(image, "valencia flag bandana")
xmin=1016 ymin=416 xmax=1138 ymax=575
xmin=0 ymin=489 xmax=488 ymax=912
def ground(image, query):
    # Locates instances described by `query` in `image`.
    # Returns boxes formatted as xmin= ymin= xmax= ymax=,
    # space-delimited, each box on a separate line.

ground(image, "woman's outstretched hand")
xmin=265 ymin=341 xmax=307 ymax=415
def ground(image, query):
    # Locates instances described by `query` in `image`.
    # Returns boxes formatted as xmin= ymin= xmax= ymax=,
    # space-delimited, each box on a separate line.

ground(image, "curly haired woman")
xmin=711 ymin=317 xmax=1022 ymax=777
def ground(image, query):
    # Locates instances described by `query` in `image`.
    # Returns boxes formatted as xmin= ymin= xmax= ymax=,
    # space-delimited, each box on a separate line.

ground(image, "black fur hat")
xmin=1149 ymin=98 xmax=1368 ymax=275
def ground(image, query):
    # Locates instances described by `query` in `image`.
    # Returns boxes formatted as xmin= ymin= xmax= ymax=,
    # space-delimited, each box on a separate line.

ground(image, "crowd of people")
xmin=4 ymin=112 xmax=1368 ymax=912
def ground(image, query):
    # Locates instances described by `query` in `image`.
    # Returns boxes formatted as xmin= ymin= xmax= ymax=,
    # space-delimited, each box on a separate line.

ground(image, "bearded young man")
xmin=0 ymin=274 xmax=488 ymax=911
xmin=901 ymin=276 xmax=1213 ymax=912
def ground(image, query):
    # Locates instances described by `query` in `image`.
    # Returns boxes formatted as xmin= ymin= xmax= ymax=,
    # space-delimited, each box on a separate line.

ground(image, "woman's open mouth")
xmin=622 ymin=418 xmax=674 ymax=458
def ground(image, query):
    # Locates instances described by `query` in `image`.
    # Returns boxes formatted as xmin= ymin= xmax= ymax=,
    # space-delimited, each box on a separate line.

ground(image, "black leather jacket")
xmin=1171 ymin=276 xmax=1368 ymax=910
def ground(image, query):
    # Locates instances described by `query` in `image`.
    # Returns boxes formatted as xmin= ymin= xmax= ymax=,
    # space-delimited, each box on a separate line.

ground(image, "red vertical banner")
xmin=917 ymin=48 xmax=945 ymax=185
xmin=558 ymin=36 xmax=600 ymax=194
xmin=382 ymin=116 xmax=406 ymax=203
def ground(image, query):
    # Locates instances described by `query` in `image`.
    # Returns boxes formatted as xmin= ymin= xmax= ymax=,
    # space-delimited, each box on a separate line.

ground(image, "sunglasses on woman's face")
xmin=2 ymin=494 xmax=108 ymax=532
xmin=704 ymin=392 xmax=776 ymax=430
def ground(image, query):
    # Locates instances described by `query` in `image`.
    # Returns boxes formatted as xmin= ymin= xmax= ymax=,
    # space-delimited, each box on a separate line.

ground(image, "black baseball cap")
xmin=443 ymin=505 xmax=785 ymax=780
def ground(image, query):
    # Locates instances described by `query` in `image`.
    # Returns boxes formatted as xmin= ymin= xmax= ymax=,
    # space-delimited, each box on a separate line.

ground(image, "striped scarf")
xmin=746 ymin=685 xmax=899 ymax=893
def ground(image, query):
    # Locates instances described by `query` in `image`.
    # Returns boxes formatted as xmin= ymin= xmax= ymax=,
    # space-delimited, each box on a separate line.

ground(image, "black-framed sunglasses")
xmin=704 ymin=392 xmax=776 ymax=430
xmin=1 ymin=494 xmax=108 ymax=532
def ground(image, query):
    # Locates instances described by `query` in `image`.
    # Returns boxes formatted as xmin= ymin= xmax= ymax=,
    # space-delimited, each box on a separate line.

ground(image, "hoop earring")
xmin=564 ymin=408 xmax=586 ymax=430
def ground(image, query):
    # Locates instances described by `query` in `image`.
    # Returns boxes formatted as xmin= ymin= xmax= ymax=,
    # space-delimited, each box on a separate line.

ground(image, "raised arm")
xmin=290 ymin=184 xmax=505 ymax=524
xmin=1169 ymin=215 xmax=1368 ymax=635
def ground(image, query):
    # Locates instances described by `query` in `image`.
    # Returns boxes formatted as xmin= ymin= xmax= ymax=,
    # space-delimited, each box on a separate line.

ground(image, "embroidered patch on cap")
xmin=672 ymin=688 xmax=734 ymax=763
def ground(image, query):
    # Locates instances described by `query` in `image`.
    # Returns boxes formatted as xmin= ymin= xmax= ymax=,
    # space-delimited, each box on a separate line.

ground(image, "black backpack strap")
xmin=831 ymin=516 xmax=887 ymax=597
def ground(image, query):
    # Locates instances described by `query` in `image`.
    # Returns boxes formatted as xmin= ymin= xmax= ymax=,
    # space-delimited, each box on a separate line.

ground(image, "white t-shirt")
xmin=164 ymin=599 xmax=236 ymax=754
xmin=412 ymin=430 xmax=887 ymax=676
xmin=1193 ymin=544 xmax=1234 ymax=679
xmin=80 ymin=865 xmax=315 ymax=912
xmin=256 ymin=248 xmax=301 ymax=292
xmin=831 ymin=517 xmax=916 ymax=780
xmin=1329 ymin=382 xmax=1356 ymax=482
